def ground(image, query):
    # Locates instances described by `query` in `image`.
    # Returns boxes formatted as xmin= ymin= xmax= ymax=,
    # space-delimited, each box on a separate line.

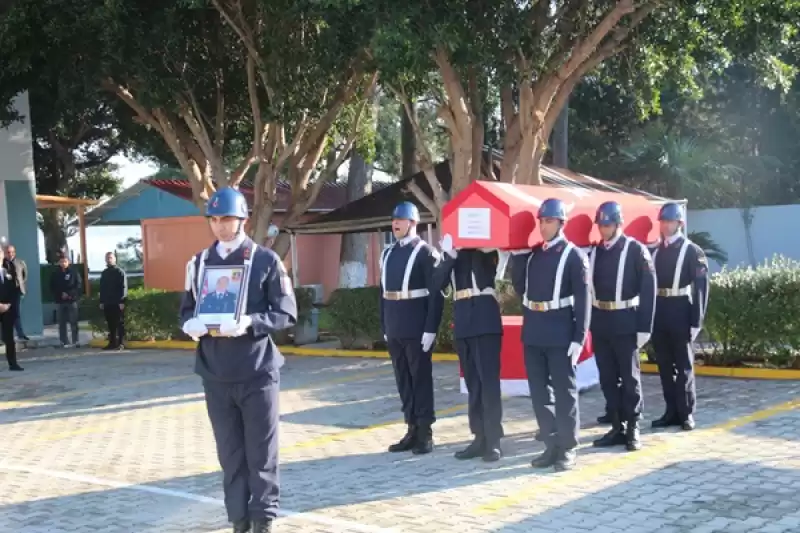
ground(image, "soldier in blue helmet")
xmin=432 ymin=233 xmax=504 ymax=462
xmin=650 ymin=202 xmax=709 ymax=431
xmin=588 ymin=201 xmax=656 ymax=452
xmin=380 ymin=200 xmax=445 ymax=455
xmin=180 ymin=186 xmax=297 ymax=533
xmin=509 ymin=198 xmax=591 ymax=472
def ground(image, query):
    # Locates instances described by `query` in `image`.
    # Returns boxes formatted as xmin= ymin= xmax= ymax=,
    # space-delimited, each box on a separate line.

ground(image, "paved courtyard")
xmin=0 ymin=347 xmax=799 ymax=533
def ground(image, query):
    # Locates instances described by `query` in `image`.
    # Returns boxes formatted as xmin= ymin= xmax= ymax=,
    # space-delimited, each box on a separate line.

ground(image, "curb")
xmin=87 ymin=339 xmax=800 ymax=380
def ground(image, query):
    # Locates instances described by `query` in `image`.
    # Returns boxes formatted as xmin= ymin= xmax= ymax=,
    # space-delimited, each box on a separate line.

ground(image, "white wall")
xmin=688 ymin=204 xmax=800 ymax=272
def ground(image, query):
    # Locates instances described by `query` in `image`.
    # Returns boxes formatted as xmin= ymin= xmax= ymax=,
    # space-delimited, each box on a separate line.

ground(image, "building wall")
xmin=688 ymin=204 xmax=800 ymax=273
xmin=0 ymin=92 xmax=43 ymax=335
xmin=141 ymin=214 xmax=387 ymax=299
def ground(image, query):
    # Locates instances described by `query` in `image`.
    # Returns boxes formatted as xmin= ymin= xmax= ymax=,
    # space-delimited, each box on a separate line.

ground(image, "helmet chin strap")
xmin=220 ymin=220 xmax=246 ymax=246
xmin=399 ymin=223 xmax=417 ymax=240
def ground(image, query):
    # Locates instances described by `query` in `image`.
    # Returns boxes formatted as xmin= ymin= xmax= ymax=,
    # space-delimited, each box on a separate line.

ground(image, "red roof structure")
xmin=145 ymin=177 xmax=364 ymax=213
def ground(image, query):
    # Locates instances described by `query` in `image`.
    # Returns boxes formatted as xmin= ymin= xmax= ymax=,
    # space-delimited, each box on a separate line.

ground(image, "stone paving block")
xmin=1 ymin=347 xmax=800 ymax=532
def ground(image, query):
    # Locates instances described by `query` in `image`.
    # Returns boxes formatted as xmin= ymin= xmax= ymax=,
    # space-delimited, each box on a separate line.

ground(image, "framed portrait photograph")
xmin=194 ymin=265 xmax=248 ymax=331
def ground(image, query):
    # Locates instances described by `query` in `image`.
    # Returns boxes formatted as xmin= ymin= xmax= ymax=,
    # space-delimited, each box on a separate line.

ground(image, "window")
xmin=382 ymin=231 xmax=396 ymax=248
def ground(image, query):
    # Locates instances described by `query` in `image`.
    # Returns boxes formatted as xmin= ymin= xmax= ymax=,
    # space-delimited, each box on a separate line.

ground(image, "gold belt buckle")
xmin=384 ymin=292 xmax=401 ymax=301
xmin=454 ymin=289 xmax=472 ymax=301
xmin=596 ymin=301 xmax=616 ymax=310
xmin=529 ymin=302 xmax=547 ymax=311
xmin=657 ymin=289 xmax=670 ymax=297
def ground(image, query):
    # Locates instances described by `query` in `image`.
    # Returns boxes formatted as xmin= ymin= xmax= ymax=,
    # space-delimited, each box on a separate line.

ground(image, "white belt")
xmin=657 ymin=287 xmax=691 ymax=297
xmin=383 ymin=288 xmax=430 ymax=301
xmin=525 ymin=296 xmax=574 ymax=312
xmin=593 ymin=296 xmax=640 ymax=310
xmin=454 ymin=287 xmax=495 ymax=301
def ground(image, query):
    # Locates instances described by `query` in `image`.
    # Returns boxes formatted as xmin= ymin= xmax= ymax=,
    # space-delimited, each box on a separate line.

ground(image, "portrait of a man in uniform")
xmin=195 ymin=266 xmax=246 ymax=325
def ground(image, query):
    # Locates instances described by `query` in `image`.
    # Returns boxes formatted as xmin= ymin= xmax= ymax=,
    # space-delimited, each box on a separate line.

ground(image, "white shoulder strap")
xmin=401 ymin=240 xmax=426 ymax=297
xmin=380 ymin=245 xmax=394 ymax=290
xmin=615 ymin=237 xmax=631 ymax=303
xmin=588 ymin=245 xmax=597 ymax=299
xmin=673 ymin=238 xmax=690 ymax=291
xmin=552 ymin=242 xmax=575 ymax=304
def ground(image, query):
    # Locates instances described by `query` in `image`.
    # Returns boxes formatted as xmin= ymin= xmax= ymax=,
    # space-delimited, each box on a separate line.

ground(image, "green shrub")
xmin=704 ymin=255 xmax=800 ymax=368
xmin=88 ymin=288 xmax=184 ymax=341
xmin=294 ymin=287 xmax=316 ymax=326
xmin=325 ymin=281 xmax=522 ymax=351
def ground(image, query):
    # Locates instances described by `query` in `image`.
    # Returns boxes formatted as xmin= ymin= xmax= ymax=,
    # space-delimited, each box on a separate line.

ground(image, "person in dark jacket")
xmin=6 ymin=244 xmax=29 ymax=341
xmin=0 ymin=247 xmax=23 ymax=370
xmin=50 ymin=254 xmax=82 ymax=347
xmin=99 ymin=251 xmax=128 ymax=350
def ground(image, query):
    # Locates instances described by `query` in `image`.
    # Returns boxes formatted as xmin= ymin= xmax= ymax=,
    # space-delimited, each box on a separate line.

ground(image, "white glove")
xmin=691 ymin=327 xmax=700 ymax=342
xmin=219 ymin=315 xmax=253 ymax=337
xmin=421 ymin=332 xmax=436 ymax=352
xmin=182 ymin=317 xmax=208 ymax=341
xmin=384 ymin=334 xmax=388 ymax=341
xmin=637 ymin=332 xmax=651 ymax=349
xmin=567 ymin=342 xmax=582 ymax=362
xmin=439 ymin=234 xmax=457 ymax=258
xmin=509 ymin=249 xmax=529 ymax=255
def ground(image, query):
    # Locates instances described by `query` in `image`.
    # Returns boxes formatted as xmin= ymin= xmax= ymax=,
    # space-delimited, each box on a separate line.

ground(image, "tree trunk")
xmin=338 ymin=150 xmax=372 ymax=288
xmin=40 ymin=209 xmax=68 ymax=263
xmin=401 ymin=96 xmax=417 ymax=177
xmin=551 ymin=101 xmax=569 ymax=168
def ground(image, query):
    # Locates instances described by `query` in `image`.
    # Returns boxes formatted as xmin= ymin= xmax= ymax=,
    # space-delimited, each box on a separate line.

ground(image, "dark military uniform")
xmin=0 ymin=259 xmax=22 ymax=370
xmin=511 ymin=236 xmax=591 ymax=471
xmin=589 ymin=234 xmax=656 ymax=450
xmin=433 ymin=248 xmax=504 ymax=461
xmin=651 ymin=234 xmax=709 ymax=429
xmin=180 ymin=237 xmax=297 ymax=531
xmin=380 ymin=235 xmax=445 ymax=454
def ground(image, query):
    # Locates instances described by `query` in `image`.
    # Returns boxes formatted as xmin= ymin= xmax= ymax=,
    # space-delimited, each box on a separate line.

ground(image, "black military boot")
xmin=593 ymin=417 xmax=627 ymax=447
xmin=412 ymin=423 xmax=434 ymax=455
xmin=625 ymin=419 xmax=642 ymax=451
xmin=454 ymin=437 xmax=484 ymax=460
xmin=554 ymin=448 xmax=577 ymax=472
xmin=651 ymin=412 xmax=680 ymax=429
xmin=482 ymin=442 xmax=502 ymax=463
xmin=232 ymin=519 xmax=250 ymax=533
xmin=251 ymin=519 xmax=272 ymax=533
xmin=388 ymin=424 xmax=417 ymax=452
xmin=531 ymin=446 xmax=558 ymax=468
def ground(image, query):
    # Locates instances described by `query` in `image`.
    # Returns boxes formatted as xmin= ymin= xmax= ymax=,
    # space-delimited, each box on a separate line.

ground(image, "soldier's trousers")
xmin=456 ymin=335 xmax=504 ymax=446
xmin=651 ymin=327 xmax=696 ymax=419
xmin=593 ymin=333 xmax=643 ymax=422
xmin=388 ymin=337 xmax=435 ymax=425
xmin=203 ymin=371 xmax=280 ymax=522
xmin=523 ymin=344 xmax=579 ymax=451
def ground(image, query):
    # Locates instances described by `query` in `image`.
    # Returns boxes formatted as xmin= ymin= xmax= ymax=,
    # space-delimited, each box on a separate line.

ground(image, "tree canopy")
xmin=371 ymin=0 xmax=800 ymax=216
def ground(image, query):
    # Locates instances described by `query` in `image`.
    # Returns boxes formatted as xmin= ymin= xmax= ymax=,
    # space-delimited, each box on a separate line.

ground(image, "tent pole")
xmin=290 ymin=232 xmax=299 ymax=287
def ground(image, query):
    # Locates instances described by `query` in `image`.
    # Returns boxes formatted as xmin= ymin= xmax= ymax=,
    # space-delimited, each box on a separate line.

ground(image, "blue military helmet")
xmin=392 ymin=201 xmax=420 ymax=222
xmin=206 ymin=187 xmax=249 ymax=219
xmin=595 ymin=201 xmax=624 ymax=225
xmin=537 ymin=198 xmax=567 ymax=220
xmin=658 ymin=202 xmax=685 ymax=222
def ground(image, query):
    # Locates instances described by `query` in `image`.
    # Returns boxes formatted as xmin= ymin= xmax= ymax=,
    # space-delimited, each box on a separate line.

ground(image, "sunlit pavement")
xmin=1 ymin=346 xmax=799 ymax=532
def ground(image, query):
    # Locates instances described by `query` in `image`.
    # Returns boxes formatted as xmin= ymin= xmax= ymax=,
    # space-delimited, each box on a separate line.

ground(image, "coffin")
xmin=440 ymin=180 xmax=663 ymax=249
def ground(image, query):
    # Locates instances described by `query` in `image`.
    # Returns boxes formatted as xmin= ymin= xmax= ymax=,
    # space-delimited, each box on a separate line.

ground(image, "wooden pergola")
xmin=35 ymin=194 xmax=99 ymax=296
